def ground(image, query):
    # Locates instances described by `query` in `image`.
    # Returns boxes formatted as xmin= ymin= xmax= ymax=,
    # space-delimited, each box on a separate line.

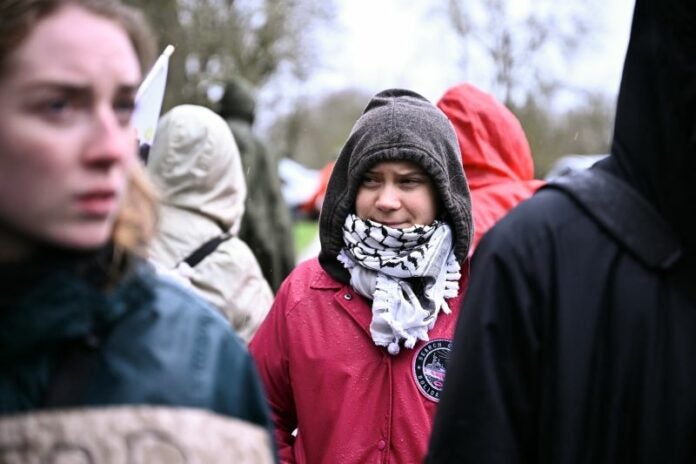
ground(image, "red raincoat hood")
xmin=437 ymin=83 xmax=544 ymax=250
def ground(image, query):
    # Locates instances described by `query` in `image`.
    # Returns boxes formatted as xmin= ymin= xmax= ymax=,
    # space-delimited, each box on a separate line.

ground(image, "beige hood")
xmin=147 ymin=104 xmax=246 ymax=235
xmin=146 ymin=105 xmax=273 ymax=341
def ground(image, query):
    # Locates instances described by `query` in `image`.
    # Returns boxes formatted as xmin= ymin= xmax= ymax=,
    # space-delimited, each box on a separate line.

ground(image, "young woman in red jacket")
xmin=250 ymin=88 xmax=473 ymax=463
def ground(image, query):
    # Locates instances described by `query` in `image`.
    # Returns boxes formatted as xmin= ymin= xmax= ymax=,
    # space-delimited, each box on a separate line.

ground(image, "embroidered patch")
xmin=412 ymin=339 xmax=452 ymax=402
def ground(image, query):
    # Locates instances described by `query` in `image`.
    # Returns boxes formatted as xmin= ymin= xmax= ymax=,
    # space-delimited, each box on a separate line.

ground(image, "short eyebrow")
xmin=364 ymin=168 xmax=428 ymax=177
xmin=396 ymin=169 xmax=428 ymax=177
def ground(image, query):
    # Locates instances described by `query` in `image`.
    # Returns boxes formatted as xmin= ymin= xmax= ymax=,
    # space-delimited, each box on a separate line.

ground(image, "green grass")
xmin=292 ymin=219 xmax=319 ymax=255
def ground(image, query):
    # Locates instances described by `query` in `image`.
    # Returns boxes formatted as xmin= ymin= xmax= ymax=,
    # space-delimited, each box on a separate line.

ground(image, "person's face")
xmin=355 ymin=160 xmax=438 ymax=228
xmin=0 ymin=5 xmax=141 ymax=258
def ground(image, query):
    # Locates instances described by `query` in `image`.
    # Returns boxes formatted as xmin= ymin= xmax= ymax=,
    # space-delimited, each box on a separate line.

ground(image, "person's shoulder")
xmin=121 ymin=260 xmax=234 ymax=334
xmin=207 ymin=237 xmax=264 ymax=274
xmin=109 ymin=262 xmax=257 ymax=406
xmin=283 ymin=257 xmax=338 ymax=288
xmin=505 ymin=187 xmax=579 ymax=224
xmin=493 ymin=187 xmax=584 ymax=233
xmin=274 ymin=257 xmax=340 ymax=311
xmin=477 ymin=187 xmax=590 ymax=257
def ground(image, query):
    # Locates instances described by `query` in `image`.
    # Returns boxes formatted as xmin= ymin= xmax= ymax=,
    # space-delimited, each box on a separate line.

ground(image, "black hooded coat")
xmin=426 ymin=0 xmax=696 ymax=462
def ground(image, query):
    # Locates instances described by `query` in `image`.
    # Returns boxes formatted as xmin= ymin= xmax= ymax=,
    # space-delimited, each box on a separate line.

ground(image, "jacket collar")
xmin=310 ymin=266 xmax=344 ymax=290
xmin=0 ymin=260 xmax=152 ymax=364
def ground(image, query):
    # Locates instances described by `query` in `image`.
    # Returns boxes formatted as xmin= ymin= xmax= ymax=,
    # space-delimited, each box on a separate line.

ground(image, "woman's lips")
xmin=75 ymin=190 xmax=118 ymax=217
xmin=376 ymin=220 xmax=407 ymax=228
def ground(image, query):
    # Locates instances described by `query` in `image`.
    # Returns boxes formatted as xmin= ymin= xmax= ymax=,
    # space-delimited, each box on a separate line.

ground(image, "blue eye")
xmin=38 ymin=97 xmax=77 ymax=123
xmin=46 ymin=98 xmax=69 ymax=113
xmin=114 ymin=98 xmax=136 ymax=124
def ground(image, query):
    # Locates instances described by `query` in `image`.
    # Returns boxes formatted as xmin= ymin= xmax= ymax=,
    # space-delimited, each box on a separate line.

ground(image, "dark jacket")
xmin=218 ymin=78 xmax=295 ymax=292
xmin=426 ymin=0 xmax=696 ymax=463
xmin=0 ymin=251 xmax=275 ymax=460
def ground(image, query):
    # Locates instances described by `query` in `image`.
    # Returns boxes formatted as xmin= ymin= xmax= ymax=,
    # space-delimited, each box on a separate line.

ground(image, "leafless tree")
xmin=441 ymin=0 xmax=596 ymax=106
xmin=269 ymin=88 xmax=372 ymax=168
xmin=128 ymin=0 xmax=336 ymax=109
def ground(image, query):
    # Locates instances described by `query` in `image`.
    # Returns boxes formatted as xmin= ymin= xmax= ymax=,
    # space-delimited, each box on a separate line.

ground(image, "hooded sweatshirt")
xmin=437 ymin=83 xmax=544 ymax=252
xmin=250 ymin=89 xmax=473 ymax=464
xmin=147 ymin=105 xmax=273 ymax=343
xmin=319 ymin=88 xmax=473 ymax=282
xmin=426 ymin=0 xmax=696 ymax=462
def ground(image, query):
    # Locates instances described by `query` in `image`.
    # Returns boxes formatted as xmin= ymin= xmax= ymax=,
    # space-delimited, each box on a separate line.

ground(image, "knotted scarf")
xmin=337 ymin=214 xmax=460 ymax=355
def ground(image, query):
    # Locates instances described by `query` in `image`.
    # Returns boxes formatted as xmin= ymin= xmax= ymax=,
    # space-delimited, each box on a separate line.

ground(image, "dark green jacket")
xmin=218 ymin=77 xmax=295 ymax=292
xmin=0 ymin=253 xmax=271 ymax=430
xmin=228 ymin=119 xmax=295 ymax=292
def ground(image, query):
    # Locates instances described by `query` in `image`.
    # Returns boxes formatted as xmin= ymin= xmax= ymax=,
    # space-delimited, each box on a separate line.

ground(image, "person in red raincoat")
xmin=437 ymin=83 xmax=544 ymax=254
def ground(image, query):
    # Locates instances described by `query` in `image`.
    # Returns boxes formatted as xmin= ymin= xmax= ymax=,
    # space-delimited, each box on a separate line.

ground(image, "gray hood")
xmin=318 ymin=89 xmax=473 ymax=284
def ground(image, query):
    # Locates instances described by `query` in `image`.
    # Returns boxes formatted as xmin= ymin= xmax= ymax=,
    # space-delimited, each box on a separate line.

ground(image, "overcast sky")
xmin=258 ymin=0 xmax=635 ymax=128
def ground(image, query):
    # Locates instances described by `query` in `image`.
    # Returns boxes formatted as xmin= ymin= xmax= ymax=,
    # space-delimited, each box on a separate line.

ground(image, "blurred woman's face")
xmin=356 ymin=160 xmax=437 ymax=228
xmin=0 ymin=5 xmax=141 ymax=259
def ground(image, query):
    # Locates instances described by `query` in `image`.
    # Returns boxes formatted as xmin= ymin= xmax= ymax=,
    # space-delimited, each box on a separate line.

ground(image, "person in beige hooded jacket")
xmin=147 ymin=104 xmax=273 ymax=343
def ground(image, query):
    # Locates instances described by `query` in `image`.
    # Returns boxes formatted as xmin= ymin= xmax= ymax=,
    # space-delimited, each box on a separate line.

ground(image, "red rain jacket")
xmin=437 ymin=83 xmax=544 ymax=252
xmin=249 ymin=258 xmax=468 ymax=464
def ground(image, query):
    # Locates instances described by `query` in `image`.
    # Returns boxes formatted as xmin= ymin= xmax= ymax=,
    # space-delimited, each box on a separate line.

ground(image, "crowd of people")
xmin=1 ymin=0 xmax=695 ymax=463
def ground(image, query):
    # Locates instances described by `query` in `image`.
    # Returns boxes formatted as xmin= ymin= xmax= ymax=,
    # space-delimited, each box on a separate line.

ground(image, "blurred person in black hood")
xmin=426 ymin=0 xmax=696 ymax=462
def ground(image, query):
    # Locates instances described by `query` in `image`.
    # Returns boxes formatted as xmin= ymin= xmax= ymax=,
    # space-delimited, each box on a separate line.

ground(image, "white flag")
xmin=132 ymin=45 xmax=175 ymax=148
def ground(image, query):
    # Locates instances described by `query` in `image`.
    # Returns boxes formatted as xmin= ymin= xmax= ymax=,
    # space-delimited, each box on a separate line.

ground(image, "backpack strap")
xmin=180 ymin=232 xmax=232 ymax=268
xmin=543 ymin=168 xmax=682 ymax=271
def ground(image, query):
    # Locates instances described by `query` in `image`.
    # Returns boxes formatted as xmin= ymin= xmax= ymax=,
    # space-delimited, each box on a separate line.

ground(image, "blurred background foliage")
xmin=130 ymin=0 xmax=614 ymax=178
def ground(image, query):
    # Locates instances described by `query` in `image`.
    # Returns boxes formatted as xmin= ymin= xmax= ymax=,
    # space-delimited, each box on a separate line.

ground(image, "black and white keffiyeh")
xmin=337 ymin=214 xmax=461 ymax=355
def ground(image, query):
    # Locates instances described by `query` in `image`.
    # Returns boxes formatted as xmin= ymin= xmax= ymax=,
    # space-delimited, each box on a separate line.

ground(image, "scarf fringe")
xmin=339 ymin=215 xmax=461 ymax=356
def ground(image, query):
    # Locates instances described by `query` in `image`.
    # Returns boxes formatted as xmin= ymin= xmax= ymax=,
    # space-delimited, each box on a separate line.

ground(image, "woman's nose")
xmin=375 ymin=185 xmax=401 ymax=211
xmin=83 ymin=108 xmax=135 ymax=168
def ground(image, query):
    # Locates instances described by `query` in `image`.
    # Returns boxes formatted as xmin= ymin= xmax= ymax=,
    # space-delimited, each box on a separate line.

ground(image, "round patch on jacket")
xmin=412 ymin=339 xmax=452 ymax=402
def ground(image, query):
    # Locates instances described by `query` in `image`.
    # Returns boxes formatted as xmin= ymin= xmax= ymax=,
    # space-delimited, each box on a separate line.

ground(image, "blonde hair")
xmin=113 ymin=164 xmax=159 ymax=258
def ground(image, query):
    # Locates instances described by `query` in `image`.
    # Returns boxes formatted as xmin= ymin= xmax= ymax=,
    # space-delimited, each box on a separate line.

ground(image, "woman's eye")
xmin=114 ymin=98 xmax=136 ymax=125
xmin=361 ymin=177 xmax=380 ymax=187
xmin=37 ymin=97 xmax=77 ymax=122
xmin=401 ymin=177 xmax=425 ymax=187
xmin=45 ymin=98 xmax=69 ymax=114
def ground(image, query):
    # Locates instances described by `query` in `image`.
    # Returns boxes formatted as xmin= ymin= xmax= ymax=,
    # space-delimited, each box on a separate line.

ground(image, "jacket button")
xmin=377 ymin=440 xmax=386 ymax=451
xmin=343 ymin=293 xmax=352 ymax=300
